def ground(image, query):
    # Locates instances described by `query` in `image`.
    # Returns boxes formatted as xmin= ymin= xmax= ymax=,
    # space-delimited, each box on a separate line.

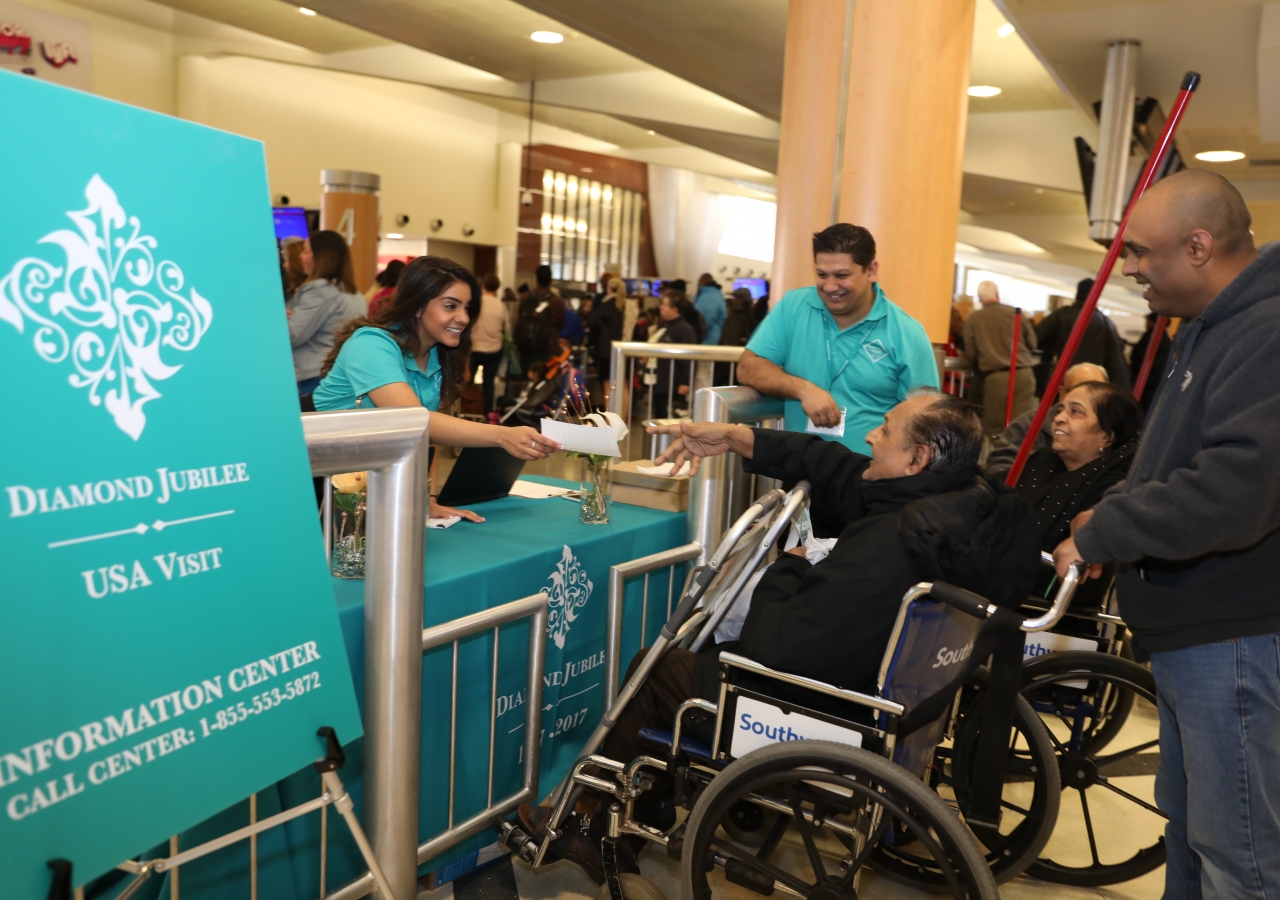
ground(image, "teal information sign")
xmin=0 ymin=73 xmax=363 ymax=897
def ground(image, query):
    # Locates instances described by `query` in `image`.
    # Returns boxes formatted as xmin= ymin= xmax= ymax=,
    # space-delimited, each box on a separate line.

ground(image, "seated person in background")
xmin=312 ymin=256 xmax=560 ymax=522
xmin=1011 ymin=380 xmax=1142 ymax=609
xmin=519 ymin=390 xmax=1040 ymax=880
xmin=985 ymin=362 xmax=1109 ymax=476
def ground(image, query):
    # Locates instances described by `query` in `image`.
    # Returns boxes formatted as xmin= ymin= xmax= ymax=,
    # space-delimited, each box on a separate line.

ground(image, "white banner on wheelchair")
xmin=730 ymin=695 xmax=863 ymax=759
xmin=1023 ymin=632 xmax=1098 ymax=660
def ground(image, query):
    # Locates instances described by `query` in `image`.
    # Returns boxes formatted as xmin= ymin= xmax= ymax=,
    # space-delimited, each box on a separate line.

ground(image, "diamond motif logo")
xmin=0 ymin=174 xmax=213 ymax=441
xmin=545 ymin=545 xmax=592 ymax=650
xmin=862 ymin=339 xmax=888 ymax=363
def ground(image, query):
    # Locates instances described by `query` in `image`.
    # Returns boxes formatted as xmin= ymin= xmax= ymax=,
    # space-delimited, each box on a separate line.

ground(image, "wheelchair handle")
xmin=928 ymin=582 xmax=995 ymax=619
xmin=1021 ymin=560 xmax=1086 ymax=633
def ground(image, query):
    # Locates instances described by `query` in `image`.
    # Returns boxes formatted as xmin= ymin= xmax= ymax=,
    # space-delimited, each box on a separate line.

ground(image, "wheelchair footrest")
xmin=638 ymin=727 xmax=713 ymax=761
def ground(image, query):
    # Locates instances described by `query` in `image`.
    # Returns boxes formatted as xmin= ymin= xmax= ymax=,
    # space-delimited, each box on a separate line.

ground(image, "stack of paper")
xmin=509 ymin=479 xmax=576 ymax=499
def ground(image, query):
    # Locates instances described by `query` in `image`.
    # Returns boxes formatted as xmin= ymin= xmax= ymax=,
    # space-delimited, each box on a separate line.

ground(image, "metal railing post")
xmin=688 ymin=387 xmax=785 ymax=564
xmin=303 ymin=408 xmax=431 ymax=900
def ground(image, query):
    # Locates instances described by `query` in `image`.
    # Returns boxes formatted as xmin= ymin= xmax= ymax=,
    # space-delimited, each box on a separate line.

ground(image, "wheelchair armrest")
xmin=719 ymin=651 xmax=904 ymax=716
xmin=928 ymin=582 xmax=995 ymax=619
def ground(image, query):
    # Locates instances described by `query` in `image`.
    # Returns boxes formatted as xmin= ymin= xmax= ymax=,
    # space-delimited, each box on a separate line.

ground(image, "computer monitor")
xmin=272 ymin=207 xmax=310 ymax=241
xmin=733 ymin=278 xmax=768 ymax=300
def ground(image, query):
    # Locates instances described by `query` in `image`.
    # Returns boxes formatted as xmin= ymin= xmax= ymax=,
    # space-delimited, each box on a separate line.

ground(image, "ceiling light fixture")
xmin=298 ymin=6 xmax=316 ymax=14
xmin=530 ymin=31 xmax=563 ymax=43
xmin=997 ymin=23 xmax=1015 ymax=38
xmin=1195 ymin=150 xmax=1246 ymax=162
xmin=968 ymin=85 xmax=1002 ymax=98
xmin=646 ymin=130 xmax=656 ymax=135
xmin=385 ymin=233 xmax=404 ymax=240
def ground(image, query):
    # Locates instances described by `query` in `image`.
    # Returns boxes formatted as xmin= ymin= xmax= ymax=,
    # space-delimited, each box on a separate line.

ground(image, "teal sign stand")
xmin=0 ymin=72 xmax=362 ymax=897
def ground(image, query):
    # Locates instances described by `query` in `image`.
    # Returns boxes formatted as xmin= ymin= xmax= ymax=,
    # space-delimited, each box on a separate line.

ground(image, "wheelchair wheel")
xmin=681 ymin=740 xmax=997 ymax=900
xmin=598 ymin=873 xmax=667 ymax=900
xmin=1020 ymin=651 xmax=1166 ymax=886
xmin=904 ymin=692 xmax=1059 ymax=886
xmin=1079 ymin=634 xmax=1136 ymax=754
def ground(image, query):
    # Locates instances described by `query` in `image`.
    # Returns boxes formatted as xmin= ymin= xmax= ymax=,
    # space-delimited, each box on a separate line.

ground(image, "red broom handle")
xmin=1005 ymin=308 xmax=1022 ymax=428
xmin=1132 ymin=315 xmax=1169 ymax=401
xmin=1005 ymin=70 xmax=1200 ymax=486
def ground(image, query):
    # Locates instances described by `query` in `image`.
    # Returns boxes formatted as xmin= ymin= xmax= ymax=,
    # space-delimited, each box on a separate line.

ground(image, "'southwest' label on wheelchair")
xmin=730 ymin=695 xmax=863 ymax=759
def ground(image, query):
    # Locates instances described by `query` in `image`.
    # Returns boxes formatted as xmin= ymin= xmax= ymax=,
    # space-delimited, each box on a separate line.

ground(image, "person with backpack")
xmin=514 ymin=264 xmax=564 ymax=377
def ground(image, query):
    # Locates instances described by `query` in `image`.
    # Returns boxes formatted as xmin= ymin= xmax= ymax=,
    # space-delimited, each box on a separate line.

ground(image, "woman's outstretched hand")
xmin=499 ymin=425 xmax=561 ymax=460
xmin=430 ymin=498 xmax=484 ymax=523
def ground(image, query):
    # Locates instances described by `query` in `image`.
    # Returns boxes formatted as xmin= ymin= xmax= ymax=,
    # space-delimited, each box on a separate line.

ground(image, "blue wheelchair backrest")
xmin=879 ymin=598 xmax=986 ymax=777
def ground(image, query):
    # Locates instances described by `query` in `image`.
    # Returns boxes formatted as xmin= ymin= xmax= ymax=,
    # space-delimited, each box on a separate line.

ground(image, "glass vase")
xmin=579 ymin=456 xmax=613 ymax=525
xmin=331 ymin=491 xmax=367 ymax=578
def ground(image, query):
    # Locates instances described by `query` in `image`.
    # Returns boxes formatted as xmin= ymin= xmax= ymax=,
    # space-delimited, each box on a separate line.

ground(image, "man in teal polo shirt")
xmin=740 ymin=223 xmax=939 ymax=453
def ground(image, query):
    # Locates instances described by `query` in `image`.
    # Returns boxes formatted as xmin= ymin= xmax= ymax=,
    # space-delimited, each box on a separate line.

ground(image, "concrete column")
xmin=495 ymin=141 xmax=522 ymax=286
xmin=321 ymin=169 xmax=381 ymax=294
xmin=175 ymin=55 xmax=210 ymax=125
xmin=770 ymin=0 xmax=851 ymax=301
xmin=836 ymin=0 xmax=975 ymax=341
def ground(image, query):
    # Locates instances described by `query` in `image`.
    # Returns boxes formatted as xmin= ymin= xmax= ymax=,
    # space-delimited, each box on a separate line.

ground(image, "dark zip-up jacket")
xmin=717 ymin=430 xmax=1039 ymax=700
xmin=1075 ymin=243 xmax=1280 ymax=651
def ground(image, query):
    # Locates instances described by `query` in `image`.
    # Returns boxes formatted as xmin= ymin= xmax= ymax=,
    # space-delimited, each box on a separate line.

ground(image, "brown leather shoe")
xmin=517 ymin=803 xmax=606 ymax=884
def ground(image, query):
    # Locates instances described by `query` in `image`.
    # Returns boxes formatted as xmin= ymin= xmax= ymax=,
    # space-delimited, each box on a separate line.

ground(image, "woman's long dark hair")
xmin=321 ymin=256 xmax=480 ymax=408
xmin=306 ymin=230 xmax=358 ymax=294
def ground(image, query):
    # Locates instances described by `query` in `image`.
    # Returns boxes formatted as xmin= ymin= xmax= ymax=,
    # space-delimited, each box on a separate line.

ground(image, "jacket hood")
xmin=898 ymin=473 xmax=1040 ymax=609
xmin=1199 ymin=241 xmax=1280 ymax=328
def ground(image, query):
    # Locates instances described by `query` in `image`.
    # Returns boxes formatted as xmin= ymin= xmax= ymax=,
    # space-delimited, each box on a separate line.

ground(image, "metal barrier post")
xmin=688 ymin=387 xmax=785 ymax=564
xmin=303 ymin=408 xmax=431 ymax=900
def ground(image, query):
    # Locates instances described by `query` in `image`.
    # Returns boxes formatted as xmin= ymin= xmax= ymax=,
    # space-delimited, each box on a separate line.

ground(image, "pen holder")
xmin=578 ymin=455 xmax=613 ymax=525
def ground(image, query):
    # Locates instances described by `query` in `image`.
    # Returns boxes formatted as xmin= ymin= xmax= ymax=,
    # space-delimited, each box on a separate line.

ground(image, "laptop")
xmin=436 ymin=446 xmax=526 ymax=506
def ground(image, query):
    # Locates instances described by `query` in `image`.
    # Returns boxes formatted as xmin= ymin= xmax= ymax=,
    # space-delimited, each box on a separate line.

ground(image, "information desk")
xmin=123 ymin=478 xmax=687 ymax=900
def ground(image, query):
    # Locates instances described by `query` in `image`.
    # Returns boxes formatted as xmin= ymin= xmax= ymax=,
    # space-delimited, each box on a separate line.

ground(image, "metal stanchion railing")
xmin=603 ymin=544 xmax=702 ymax=706
xmin=943 ymin=356 xmax=972 ymax=398
xmin=414 ymin=592 xmax=549 ymax=866
xmin=303 ymin=408 xmax=431 ymax=900
xmin=687 ymin=386 xmax=785 ymax=565
xmin=606 ymin=341 xmax=747 ymax=459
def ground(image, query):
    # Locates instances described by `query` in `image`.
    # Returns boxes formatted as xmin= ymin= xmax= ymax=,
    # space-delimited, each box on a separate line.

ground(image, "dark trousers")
xmin=471 ymin=350 xmax=504 ymax=414
xmin=601 ymin=647 xmax=697 ymax=765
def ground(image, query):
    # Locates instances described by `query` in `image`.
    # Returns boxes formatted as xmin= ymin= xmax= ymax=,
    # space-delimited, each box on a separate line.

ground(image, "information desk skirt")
xmin=128 ymin=478 xmax=687 ymax=899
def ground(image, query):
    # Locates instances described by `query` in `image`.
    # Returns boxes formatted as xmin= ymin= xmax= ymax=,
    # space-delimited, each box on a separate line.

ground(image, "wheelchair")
xmin=1011 ymin=578 xmax=1165 ymax=886
xmin=498 ymin=482 xmax=1087 ymax=900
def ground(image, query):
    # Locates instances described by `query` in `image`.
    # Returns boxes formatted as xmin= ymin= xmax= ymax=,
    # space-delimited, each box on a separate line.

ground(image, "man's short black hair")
xmin=535 ymin=264 xmax=552 ymax=287
xmin=902 ymin=389 xmax=983 ymax=474
xmin=812 ymin=223 xmax=876 ymax=268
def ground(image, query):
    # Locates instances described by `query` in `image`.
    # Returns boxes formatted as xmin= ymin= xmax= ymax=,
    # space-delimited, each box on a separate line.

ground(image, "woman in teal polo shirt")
xmin=314 ymin=256 xmax=560 ymax=522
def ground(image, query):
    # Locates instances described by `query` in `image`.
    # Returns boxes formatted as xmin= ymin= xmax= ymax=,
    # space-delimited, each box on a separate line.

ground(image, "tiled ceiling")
xmin=286 ymin=0 xmax=648 ymax=81
xmin=506 ymin=0 xmax=788 ymax=119
xmin=163 ymin=0 xmax=388 ymax=52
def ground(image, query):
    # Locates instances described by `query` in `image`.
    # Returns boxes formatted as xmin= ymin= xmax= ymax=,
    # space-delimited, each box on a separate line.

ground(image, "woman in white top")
xmin=286 ymin=230 xmax=368 ymax=396
xmin=469 ymin=272 xmax=511 ymax=414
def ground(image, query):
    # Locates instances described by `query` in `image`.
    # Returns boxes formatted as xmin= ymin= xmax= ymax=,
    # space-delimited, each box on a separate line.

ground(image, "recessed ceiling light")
xmin=997 ymin=23 xmax=1015 ymax=38
xmin=530 ymin=31 xmax=564 ymax=43
xmin=1195 ymin=150 xmax=1246 ymax=162
xmin=646 ymin=130 xmax=656 ymax=135
xmin=298 ymin=6 xmax=316 ymax=14
xmin=385 ymin=233 xmax=404 ymax=240
xmin=968 ymin=85 xmax=1002 ymax=98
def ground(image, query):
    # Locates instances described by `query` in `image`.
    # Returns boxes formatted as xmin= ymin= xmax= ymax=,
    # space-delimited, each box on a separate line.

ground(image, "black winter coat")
xmin=696 ymin=430 xmax=1040 ymax=705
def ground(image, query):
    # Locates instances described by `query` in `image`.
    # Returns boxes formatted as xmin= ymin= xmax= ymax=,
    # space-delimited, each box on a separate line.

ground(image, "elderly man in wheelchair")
xmin=503 ymin=389 xmax=1084 ymax=900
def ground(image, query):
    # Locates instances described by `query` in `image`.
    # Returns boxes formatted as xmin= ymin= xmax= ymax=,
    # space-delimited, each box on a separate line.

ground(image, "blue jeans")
xmin=297 ymin=375 xmax=322 ymax=396
xmin=1151 ymin=634 xmax=1280 ymax=899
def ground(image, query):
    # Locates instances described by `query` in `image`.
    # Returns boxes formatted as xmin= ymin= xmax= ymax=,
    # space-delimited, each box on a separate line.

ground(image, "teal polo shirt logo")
xmin=0 ymin=174 xmax=213 ymax=441
xmin=863 ymin=339 xmax=888 ymax=363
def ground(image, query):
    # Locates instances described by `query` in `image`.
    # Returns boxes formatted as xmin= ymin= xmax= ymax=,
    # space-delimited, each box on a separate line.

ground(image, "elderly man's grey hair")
xmin=902 ymin=388 xmax=984 ymax=474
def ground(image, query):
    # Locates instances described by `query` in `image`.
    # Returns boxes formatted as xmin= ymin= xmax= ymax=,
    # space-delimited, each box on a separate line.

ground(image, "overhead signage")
xmin=0 ymin=71 xmax=362 ymax=898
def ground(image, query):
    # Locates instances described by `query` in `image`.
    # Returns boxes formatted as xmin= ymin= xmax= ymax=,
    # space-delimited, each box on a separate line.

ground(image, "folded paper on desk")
xmin=540 ymin=418 xmax=621 ymax=457
xmin=509 ymin=479 xmax=576 ymax=499
xmin=636 ymin=461 xmax=691 ymax=477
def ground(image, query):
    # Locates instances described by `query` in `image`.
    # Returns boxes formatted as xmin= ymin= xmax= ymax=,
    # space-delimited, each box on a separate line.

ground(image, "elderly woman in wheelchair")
xmin=500 ymin=390 xmax=1086 ymax=900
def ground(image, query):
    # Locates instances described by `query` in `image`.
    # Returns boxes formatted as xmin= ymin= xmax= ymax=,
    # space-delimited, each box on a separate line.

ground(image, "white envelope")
xmin=806 ymin=407 xmax=847 ymax=437
xmin=540 ymin=418 xmax=622 ymax=456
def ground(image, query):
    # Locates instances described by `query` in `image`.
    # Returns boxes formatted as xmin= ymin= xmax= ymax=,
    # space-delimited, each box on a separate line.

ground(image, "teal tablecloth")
xmin=104 ymin=478 xmax=687 ymax=899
